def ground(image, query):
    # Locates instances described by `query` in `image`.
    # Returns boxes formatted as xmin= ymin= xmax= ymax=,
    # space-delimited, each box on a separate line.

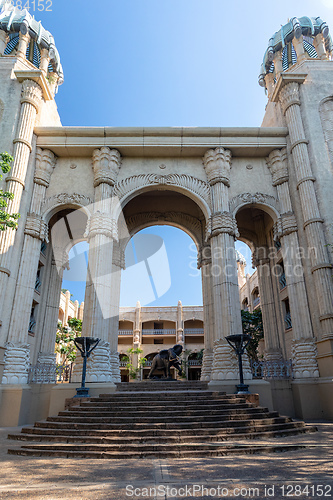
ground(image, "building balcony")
xmin=118 ymin=330 xmax=133 ymax=336
xmin=184 ymin=329 xmax=204 ymax=335
xmin=142 ymin=329 xmax=176 ymax=335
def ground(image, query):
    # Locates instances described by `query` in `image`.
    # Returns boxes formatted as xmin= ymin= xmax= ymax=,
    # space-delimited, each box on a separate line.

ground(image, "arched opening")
xmin=235 ymin=204 xmax=287 ymax=361
xmin=33 ymin=207 xmax=88 ymax=367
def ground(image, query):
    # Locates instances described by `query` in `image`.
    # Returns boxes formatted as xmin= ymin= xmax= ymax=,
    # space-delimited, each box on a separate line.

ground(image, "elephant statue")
xmin=148 ymin=344 xmax=183 ymax=379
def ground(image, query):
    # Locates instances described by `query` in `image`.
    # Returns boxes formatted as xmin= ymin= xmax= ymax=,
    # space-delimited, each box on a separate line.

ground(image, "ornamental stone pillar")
xmin=64 ymin=290 xmax=71 ymax=326
xmin=176 ymin=300 xmax=184 ymax=346
xmin=203 ymin=147 xmax=251 ymax=382
xmin=2 ymin=148 xmax=56 ymax=384
xmin=133 ymin=301 xmax=142 ymax=345
xmin=278 ymin=81 xmax=333 ymax=343
xmin=267 ymin=148 xmax=319 ymax=378
xmin=0 ymin=79 xmax=43 ymax=331
xmin=16 ymin=31 xmax=30 ymax=61
xmin=37 ymin=258 xmax=63 ymax=365
xmin=78 ymin=147 xmax=122 ymax=383
xmin=198 ymin=245 xmax=214 ymax=381
xmin=0 ymin=30 xmax=8 ymax=55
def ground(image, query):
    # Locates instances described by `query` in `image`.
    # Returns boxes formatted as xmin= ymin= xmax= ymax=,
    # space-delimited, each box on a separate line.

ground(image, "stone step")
xmin=8 ymin=442 xmax=309 ymax=459
xmin=115 ymin=382 xmax=209 ymax=392
xmin=20 ymin=417 xmax=294 ymax=436
xmin=9 ymin=423 xmax=317 ymax=444
xmin=78 ymin=398 xmax=247 ymax=408
xmin=64 ymin=403 xmax=255 ymax=414
xmin=35 ymin=414 xmax=281 ymax=431
xmin=94 ymin=392 xmax=237 ymax=401
xmin=58 ymin=407 xmax=263 ymax=419
xmin=47 ymin=409 xmax=274 ymax=424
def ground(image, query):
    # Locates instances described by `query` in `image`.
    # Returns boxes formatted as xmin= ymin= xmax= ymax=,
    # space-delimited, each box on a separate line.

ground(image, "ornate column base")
xmin=86 ymin=341 xmax=113 ymax=382
xmin=210 ymin=339 xmax=238 ymax=381
xmin=37 ymin=353 xmax=56 ymax=365
xmin=110 ymin=351 xmax=121 ymax=383
xmin=200 ymin=348 xmax=213 ymax=381
xmin=264 ymin=350 xmax=283 ymax=363
xmin=2 ymin=343 xmax=30 ymax=384
xmin=292 ymin=339 xmax=319 ymax=378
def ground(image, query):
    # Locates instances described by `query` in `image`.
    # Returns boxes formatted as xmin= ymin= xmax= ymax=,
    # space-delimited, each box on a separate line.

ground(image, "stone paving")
xmin=0 ymin=422 xmax=332 ymax=499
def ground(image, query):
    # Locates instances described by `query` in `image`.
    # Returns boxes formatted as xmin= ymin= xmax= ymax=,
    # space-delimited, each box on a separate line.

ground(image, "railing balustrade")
xmin=184 ymin=329 xmax=204 ymax=335
xmin=284 ymin=311 xmax=292 ymax=329
xmin=28 ymin=363 xmax=73 ymax=384
xmin=251 ymin=359 xmax=293 ymax=379
xmin=142 ymin=329 xmax=176 ymax=335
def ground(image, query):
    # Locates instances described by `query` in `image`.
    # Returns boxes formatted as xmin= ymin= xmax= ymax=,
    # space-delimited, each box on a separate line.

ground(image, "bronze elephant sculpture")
xmin=148 ymin=344 xmax=183 ymax=379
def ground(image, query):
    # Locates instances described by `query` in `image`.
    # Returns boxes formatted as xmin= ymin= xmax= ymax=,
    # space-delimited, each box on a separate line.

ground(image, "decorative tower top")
xmin=258 ymin=16 xmax=332 ymax=91
xmin=0 ymin=0 xmax=63 ymax=88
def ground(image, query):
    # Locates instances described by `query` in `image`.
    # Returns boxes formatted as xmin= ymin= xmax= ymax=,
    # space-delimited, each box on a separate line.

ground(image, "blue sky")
xmin=47 ymin=0 xmax=333 ymax=306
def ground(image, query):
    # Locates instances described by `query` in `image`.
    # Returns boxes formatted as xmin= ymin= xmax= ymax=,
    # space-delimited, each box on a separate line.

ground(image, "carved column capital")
xmin=34 ymin=148 xmax=57 ymax=187
xmin=87 ymin=212 xmax=117 ymax=240
xmin=203 ymin=147 xmax=232 ymax=186
xmin=92 ymin=147 xmax=122 ymax=188
xmin=24 ymin=213 xmax=48 ymax=240
xmin=266 ymin=148 xmax=289 ymax=186
xmin=21 ymin=79 xmax=43 ymax=111
xmin=279 ymin=82 xmax=301 ymax=114
xmin=209 ymin=212 xmax=239 ymax=239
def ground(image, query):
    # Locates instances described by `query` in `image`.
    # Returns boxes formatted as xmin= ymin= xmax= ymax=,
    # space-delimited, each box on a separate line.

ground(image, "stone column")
xmin=313 ymin=33 xmax=328 ymax=60
xmin=203 ymin=148 xmax=250 ymax=381
xmin=252 ymin=211 xmax=282 ymax=363
xmin=78 ymin=302 xmax=84 ymax=321
xmin=64 ymin=290 xmax=70 ymax=326
xmin=133 ymin=301 xmax=141 ymax=346
xmin=0 ymin=79 xmax=43 ymax=327
xmin=279 ymin=82 xmax=333 ymax=342
xmin=292 ymin=35 xmax=307 ymax=62
xmin=2 ymin=149 xmax=56 ymax=384
xmin=0 ymin=30 xmax=8 ymax=55
xmin=39 ymin=48 xmax=50 ymax=75
xmin=198 ymin=245 xmax=214 ymax=381
xmin=176 ymin=300 xmax=184 ymax=346
xmin=16 ymin=32 xmax=30 ymax=61
xmin=80 ymin=147 xmax=122 ymax=383
xmin=273 ymin=50 xmax=283 ymax=79
xmin=37 ymin=258 xmax=63 ymax=365
xmin=267 ymin=148 xmax=319 ymax=377
xmin=74 ymin=300 xmax=79 ymax=319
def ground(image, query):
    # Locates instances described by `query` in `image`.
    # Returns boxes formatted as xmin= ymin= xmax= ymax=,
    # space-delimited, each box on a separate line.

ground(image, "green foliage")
xmin=0 ymin=152 xmax=20 ymax=231
xmin=125 ymin=347 xmax=147 ymax=379
xmin=241 ymin=309 xmax=264 ymax=362
xmin=55 ymin=319 xmax=82 ymax=364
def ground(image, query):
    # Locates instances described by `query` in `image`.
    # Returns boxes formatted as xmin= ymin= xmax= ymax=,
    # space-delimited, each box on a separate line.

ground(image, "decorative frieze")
xmin=92 ymin=147 xmax=122 ymax=188
xmin=2 ymin=343 xmax=30 ymax=384
xmin=291 ymin=339 xmax=320 ymax=378
xmin=114 ymin=173 xmax=211 ymax=209
xmin=41 ymin=193 xmax=93 ymax=220
xmin=230 ymin=192 xmax=279 ymax=214
xmin=203 ymin=147 xmax=232 ymax=186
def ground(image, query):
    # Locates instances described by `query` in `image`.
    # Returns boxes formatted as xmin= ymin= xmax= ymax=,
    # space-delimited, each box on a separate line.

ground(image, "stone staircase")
xmin=8 ymin=381 xmax=317 ymax=458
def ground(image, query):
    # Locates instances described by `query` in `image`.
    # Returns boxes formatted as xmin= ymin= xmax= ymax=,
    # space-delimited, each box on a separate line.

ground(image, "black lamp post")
xmin=73 ymin=337 xmax=100 ymax=398
xmin=225 ymin=334 xmax=252 ymax=394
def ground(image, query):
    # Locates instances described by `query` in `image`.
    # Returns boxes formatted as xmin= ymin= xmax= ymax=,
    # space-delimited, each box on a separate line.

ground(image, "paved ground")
xmin=0 ymin=422 xmax=332 ymax=499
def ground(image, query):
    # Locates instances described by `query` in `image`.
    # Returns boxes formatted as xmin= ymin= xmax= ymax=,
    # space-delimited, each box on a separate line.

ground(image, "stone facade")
xmin=0 ymin=6 xmax=333 ymax=422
